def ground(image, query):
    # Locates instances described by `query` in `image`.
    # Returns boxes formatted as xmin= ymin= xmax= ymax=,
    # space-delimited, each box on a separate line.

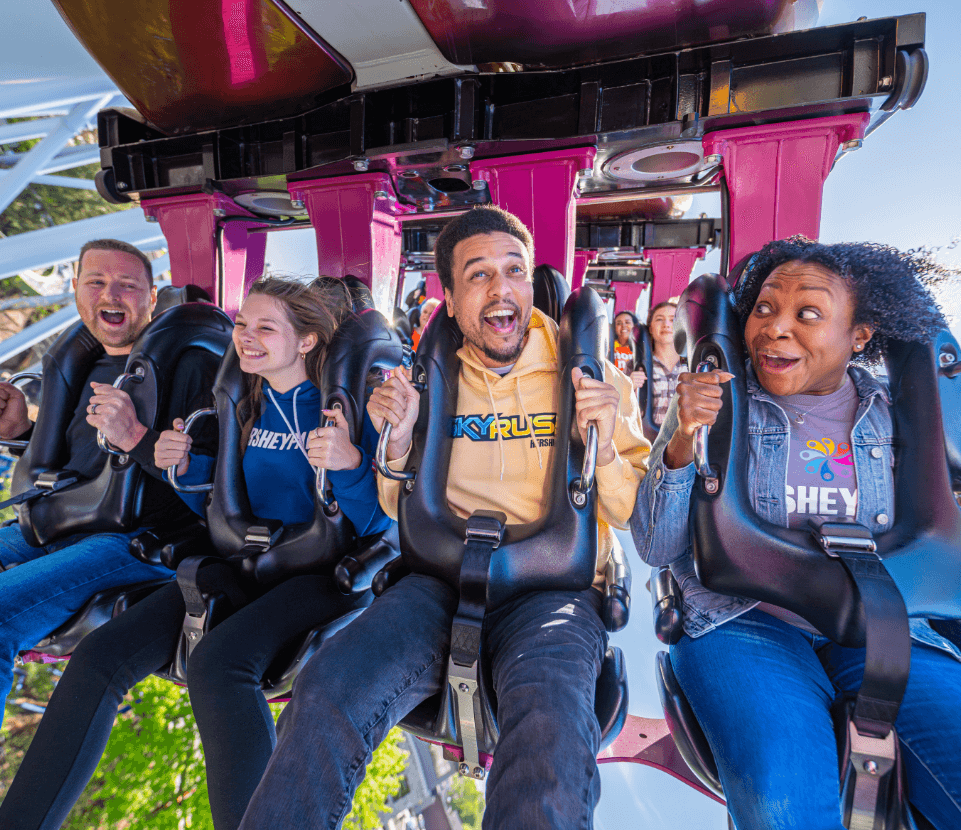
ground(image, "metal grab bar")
xmin=96 ymin=369 xmax=145 ymax=456
xmin=314 ymin=402 xmax=342 ymax=508
xmin=0 ymin=372 xmax=42 ymax=450
xmin=374 ymin=422 xmax=415 ymax=482
xmin=571 ymin=422 xmax=598 ymax=507
xmin=693 ymin=361 xmax=719 ymax=493
xmin=167 ymin=407 xmax=218 ymax=493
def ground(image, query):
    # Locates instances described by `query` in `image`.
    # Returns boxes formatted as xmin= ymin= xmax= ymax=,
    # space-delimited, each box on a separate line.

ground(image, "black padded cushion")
xmin=532 ymin=264 xmax=570 ymax=323
xmin=655 ymin=650 xmax=722 ymax=797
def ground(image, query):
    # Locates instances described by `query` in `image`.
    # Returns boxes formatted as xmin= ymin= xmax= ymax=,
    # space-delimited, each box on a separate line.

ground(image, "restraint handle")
xmin=0 ymin=372 xmax=42 ymax=450
xmin=692 ymin=361 xmax=719 ymax=489
xmin=97 ymin=369 xmax=145 ymax=457
xmin=168 ymin=407 xmax=218 ymax=493
xmin=374 ymin=421 xmax=415 ymax=481
xmin=315 ymin=402 xmax=341 ymax=508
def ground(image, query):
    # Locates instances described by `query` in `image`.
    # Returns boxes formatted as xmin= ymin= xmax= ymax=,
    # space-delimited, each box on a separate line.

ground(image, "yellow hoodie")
xmin=379 ymin=307 xmax=650 ymax=588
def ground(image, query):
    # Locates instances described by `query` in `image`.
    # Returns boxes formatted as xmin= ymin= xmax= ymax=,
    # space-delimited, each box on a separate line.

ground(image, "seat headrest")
xmin=532 ymin=264 xmax=571 ymax=323
xmin=153 ymin=284 xmax=212 ymax=318
xmin=342 ymin=275 xmax=375 ymax=312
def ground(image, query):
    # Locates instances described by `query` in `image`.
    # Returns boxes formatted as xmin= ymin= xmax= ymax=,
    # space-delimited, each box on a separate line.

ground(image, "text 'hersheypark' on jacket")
xmin=171 ymin=379 xmax=391 ymax=537
xmin=380 ymin=306 xmax=651 ymax=589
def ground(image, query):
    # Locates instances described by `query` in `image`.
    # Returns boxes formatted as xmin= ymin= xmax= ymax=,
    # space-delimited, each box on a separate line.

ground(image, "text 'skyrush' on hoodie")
xmin=172 ymin=380 xmax=390 ymax=537
xmin=379 ymin=307 xmax=651 ymax=588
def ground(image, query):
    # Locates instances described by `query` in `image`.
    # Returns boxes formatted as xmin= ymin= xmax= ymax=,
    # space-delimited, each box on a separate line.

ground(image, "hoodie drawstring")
xmin=265 ymin=386 xmax=314 ymax=469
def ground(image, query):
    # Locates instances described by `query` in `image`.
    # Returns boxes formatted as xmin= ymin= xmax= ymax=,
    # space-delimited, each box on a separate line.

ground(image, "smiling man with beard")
xmin=0 ymin=239 xmax=216 ymax=726
xmin=237 ymin=207 xmax=650 ymax=830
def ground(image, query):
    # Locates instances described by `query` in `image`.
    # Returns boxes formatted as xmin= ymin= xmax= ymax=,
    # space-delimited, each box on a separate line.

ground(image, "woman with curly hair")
xmin=631 ymin=237 xmax=961 ymax=830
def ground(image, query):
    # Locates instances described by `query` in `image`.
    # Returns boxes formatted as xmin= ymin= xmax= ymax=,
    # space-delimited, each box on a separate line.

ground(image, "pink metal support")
xmin=703 ymin=113 xmax=870 ymax=272
xmin=424 ymin=272 xmax=443 ymax=301
xmin=472 ymin=147 xmax=596 ymax=282
xmin=612 ymin=282 xmax=647 ymax=317
xmin=142 ymin=192 xmax=268 ymax=317
xmin=571 ymin=249 xmax=595 ymax=291
xmin=288 ymin=174 xmax=413 ymax=315
xmin=598 ymin=715 xmax=726 ymax=804
xmin=645 ymin=248 xmax=706 ymax=306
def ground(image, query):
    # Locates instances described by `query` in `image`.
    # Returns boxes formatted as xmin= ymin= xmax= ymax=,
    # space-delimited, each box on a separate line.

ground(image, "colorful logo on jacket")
xmin=799 ymin=438 xmax=853 ymax=482
xmin=451 ymin=412 xmax=556 ymax=441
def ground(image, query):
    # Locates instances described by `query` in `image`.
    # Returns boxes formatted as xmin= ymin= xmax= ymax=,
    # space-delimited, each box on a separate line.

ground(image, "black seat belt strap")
xmin=810 ymin=519 xmax=911 ymax=830
xmin=448 ymin=511 xmax=505 ymax=781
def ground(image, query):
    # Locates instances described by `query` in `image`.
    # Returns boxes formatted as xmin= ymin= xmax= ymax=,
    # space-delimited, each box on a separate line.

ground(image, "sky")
xmin=4 ymin=2 xmax=960 ymax=829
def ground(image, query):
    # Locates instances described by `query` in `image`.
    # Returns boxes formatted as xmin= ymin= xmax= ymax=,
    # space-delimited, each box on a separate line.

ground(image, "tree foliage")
xmin=447 ymin=775 xmax=486 ymax=830
xmin=2 ymin=669 xmax=410 ymax=829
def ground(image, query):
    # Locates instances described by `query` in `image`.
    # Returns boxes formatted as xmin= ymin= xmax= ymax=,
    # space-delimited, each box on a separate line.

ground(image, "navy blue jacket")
xmin=173 ymin=380 xmax=390 ymax=537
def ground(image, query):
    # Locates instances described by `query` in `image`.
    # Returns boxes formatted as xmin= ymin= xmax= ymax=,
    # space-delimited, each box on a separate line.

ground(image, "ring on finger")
xmin=89 ymin=404 xmax=97 ymax=414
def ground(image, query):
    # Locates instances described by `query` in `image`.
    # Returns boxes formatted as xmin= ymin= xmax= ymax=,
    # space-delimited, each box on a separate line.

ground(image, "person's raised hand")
xmin=0 ymin=382 xmax=30 ymax=439
xmin=663 ymin=370 xmax=734 ymax=469
xmin=366 ymin=366 xmax=420 ymax=461
xmin=86 ymin=382 xmax=148 ymax=452
xmin=630 ymin=368 xmax=647 ymax=391
xmin=308 ymin=408 xmax=362 ymax=471
xmin=154 ymin=418 xmax=192 ymax=476
xmin=572 ymin=366 xmax=619 ymax=467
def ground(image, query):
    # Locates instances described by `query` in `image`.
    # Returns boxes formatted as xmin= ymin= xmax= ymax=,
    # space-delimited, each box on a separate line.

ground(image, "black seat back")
xmin=675 ymin=274 xmax=961 ymax=645
xmin=205 ymin=309 xmax=405 ymax=584
xmin=396 ymin=288 xmax=606 ymax=610
xmin=14 ymin=303 xmax=233 ymax=546
xmin=532 ymin=264 xmax=570 ymax=323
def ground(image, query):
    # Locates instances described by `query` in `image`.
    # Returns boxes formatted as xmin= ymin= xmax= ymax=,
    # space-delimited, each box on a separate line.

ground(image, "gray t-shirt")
xmin=756 ymin=374 xmax=860 ymax=633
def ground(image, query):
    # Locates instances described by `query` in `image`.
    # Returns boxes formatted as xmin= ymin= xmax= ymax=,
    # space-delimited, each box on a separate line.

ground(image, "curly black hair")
xmin=433 ymin=206 xmax=534 ymax=294
xmin=732 ymin=236 xmax=952 ymax=364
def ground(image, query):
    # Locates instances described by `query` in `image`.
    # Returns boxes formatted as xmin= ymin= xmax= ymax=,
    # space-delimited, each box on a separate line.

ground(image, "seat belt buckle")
xmin=447 ymin=656 xmax=487 ymax=781
xmin=808 ymin=518 xmax=877 ymax=558
xmin=182 ymin=609 xmax=208 ymax=658
xmin=244 ymin=521 xmax=283 ymax=549
xmin=465 ymin=511 xmax=507 ymax=550
xmin=34 ymin=471 xmax=79 ymax=492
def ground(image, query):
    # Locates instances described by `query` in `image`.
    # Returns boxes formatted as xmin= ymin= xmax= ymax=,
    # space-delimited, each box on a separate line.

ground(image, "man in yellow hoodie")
xmin=238 ymin=207 xmax=649 ymax=830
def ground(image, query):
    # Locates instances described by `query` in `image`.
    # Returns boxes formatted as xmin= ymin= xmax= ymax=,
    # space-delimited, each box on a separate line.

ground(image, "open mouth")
xmin=99 ymin=309 xmax=126 ymax=327
xmin=483 ymin=307 xmax=517 ymax=334
xmin=240 ymin=347 xmax=266 ymax=358
xmin=758 ymin=352 xmax=800 ymax=373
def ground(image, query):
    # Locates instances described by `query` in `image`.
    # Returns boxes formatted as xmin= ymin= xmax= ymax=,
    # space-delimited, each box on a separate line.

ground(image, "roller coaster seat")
xmin=382 ymin=285 xmax=631 ymax=774
xmin=202 ymin=307 xmax=404 ymax=586
xmin=17 ymin=301 xmax=233 ymax=661
xmin=13 ymin=301 xmax=233 ymax=547
xmin=162 ymin=304 xmax=405 ymax=688
xmin=648 ymin=270 xmax=961 ymax=830
xmin=531 ymin=263 xmax=570 ymax=323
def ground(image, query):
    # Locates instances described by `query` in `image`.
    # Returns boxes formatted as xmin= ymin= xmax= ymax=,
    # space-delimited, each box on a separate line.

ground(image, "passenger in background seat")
xmin=632 ymin=238 xmax=961 ymax=830
xmin=631 ymin=301 xmax=686 ymax=425
xmin=238 ymin=207 xmax=650 ymax=830
xmin=0 ymin=277 xmax=391 ymax=830
xmin=0 ymin=239 xmax=214 ymax=727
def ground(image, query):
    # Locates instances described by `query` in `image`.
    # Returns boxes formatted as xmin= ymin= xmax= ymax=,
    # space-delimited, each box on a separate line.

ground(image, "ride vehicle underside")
xmin=41 ymin=0 xmax=939 ymax=824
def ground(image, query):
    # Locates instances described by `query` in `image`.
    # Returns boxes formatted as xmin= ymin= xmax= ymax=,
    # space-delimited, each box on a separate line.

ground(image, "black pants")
xmin=0 ymin=572 xmax=366 ymax=830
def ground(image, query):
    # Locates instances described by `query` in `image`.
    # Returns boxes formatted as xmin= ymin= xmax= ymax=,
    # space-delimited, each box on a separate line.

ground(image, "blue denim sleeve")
xmin=327 ymin=411 xmax=393 ymax=537
xmin=629 ymin=397 xmax=697 ymax=567
xmin=161 ymin=452 xmax=213 ymax=517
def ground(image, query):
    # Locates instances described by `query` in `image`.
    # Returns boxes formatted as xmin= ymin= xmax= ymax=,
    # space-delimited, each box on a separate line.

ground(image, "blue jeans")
xmin=0 ymin=522 xmax=172 ymax=724
xmin=238 ymin=575 xmax=608 ymax=830
xmin=671 ymin=609 xmax=961 ymax=830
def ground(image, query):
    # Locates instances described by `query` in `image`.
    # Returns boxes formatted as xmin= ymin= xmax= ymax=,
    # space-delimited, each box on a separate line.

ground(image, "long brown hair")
xmin=236 ymin=276 xmax=353 ymax=447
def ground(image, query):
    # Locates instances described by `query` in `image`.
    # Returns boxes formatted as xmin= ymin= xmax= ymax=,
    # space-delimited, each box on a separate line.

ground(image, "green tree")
xmin=447 ymin=775 xmax=485 ymax=830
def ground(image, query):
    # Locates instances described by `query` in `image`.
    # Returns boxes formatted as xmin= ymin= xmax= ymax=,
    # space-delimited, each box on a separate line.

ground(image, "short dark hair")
xmin=646 ymin=301 xmax=677 ymax=328
xmin=434 ymin=206 xmax=535 ymax=293
xmin=79 ymin=239 xmax=153 ymax=285
xmin=733 ymin=236 xmax=951 ymax=364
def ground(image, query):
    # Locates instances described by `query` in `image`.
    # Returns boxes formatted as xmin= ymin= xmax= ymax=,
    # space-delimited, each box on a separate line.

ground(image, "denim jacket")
xmin=630 ymin=362 xmax=960 ymax=659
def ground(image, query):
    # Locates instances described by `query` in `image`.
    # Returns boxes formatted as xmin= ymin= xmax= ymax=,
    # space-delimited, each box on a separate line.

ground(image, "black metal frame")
xmin=95 ymin=14 xmax=924 ymax=205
